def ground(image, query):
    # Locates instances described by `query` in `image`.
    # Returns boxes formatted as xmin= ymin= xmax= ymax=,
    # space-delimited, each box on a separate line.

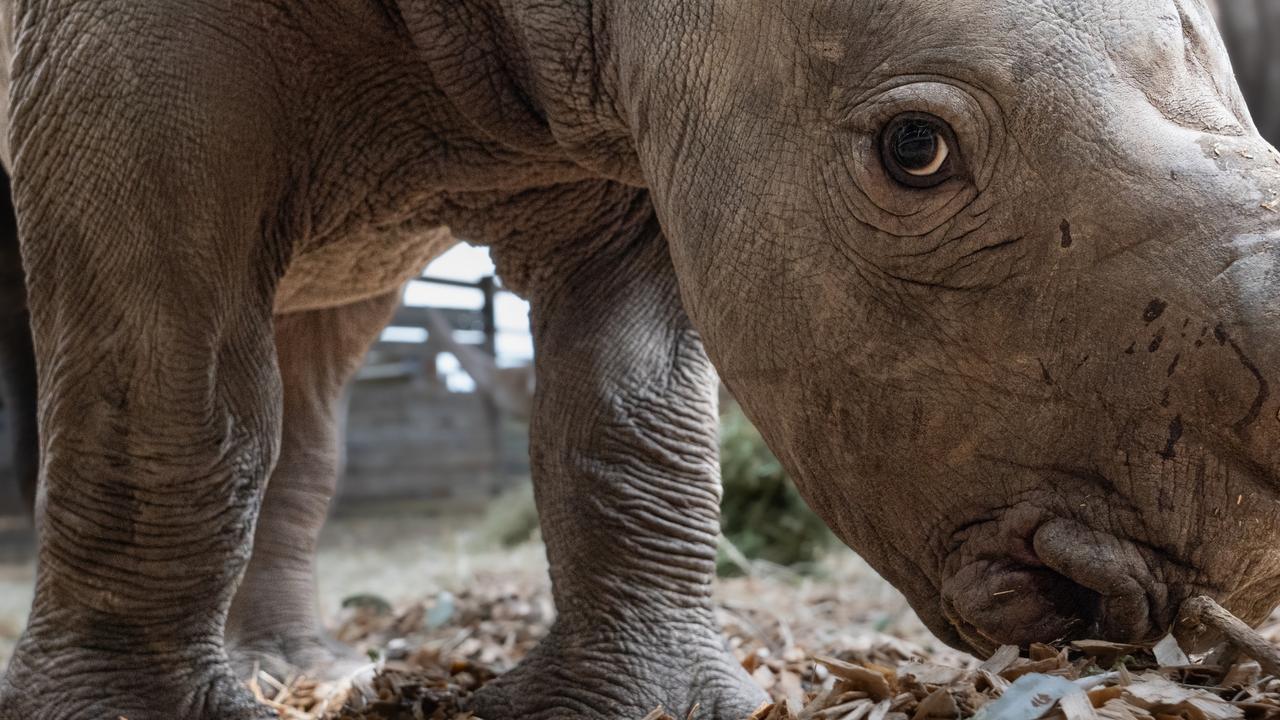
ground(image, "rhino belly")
xmin=275 ymin=224 xmax=456 ymax=315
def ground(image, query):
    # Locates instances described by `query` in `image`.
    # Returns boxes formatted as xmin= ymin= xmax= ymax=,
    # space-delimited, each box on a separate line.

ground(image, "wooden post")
xmin=480 ymin=276 xmax=497 ymax=357
xmin=479 ymin=276 xmax=502 ymax=492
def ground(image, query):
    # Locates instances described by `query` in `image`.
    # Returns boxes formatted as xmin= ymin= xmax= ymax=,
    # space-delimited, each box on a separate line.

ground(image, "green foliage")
xmin=718 ymin=404 xmax=834 ymax=576
xmin=474 ymin=404 xmax=836 ymax=575
xmin=473 ymin=480 xmax=541 ymax=548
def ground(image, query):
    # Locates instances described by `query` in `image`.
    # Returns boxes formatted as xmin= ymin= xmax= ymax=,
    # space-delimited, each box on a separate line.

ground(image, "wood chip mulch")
xmin=252 ymin=586 xmax=1280 ymax=720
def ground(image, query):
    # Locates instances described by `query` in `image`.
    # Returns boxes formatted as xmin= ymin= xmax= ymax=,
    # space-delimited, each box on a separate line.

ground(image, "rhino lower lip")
xmin=940 ymin=516 xmax=1167 ymax=653
xmin=941 ymin=561 xmax=1096 ymax=655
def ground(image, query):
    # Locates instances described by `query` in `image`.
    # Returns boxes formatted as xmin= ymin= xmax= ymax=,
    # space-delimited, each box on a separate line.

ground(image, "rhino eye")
xmin=881 ymin=113 xmax=956 ymax=188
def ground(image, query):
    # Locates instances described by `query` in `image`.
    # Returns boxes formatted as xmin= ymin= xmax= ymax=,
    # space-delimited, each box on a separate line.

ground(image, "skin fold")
xmin=0 ymin=1 xmax=1279 ymax=718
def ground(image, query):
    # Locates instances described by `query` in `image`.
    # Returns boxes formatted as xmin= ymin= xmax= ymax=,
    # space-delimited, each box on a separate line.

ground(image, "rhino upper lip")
xmin=1031 ymin=516 xmax=1165 ymax=643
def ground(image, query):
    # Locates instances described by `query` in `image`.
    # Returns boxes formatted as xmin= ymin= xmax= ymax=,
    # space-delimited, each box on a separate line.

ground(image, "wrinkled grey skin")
xmin=3 ymin=0 xmax=1280 ymax=718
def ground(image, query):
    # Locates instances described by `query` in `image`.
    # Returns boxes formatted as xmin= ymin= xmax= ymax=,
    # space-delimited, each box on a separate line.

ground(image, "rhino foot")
xmin=470 ymin=621 xmax=767 ymax=720
xmin=0 ymin=650 xmax=275 ymax=720
xmin=230 ymin=630 xmax=367 ymax=683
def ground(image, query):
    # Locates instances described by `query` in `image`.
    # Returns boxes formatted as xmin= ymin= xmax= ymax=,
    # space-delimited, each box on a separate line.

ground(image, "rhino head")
xmin=608 ymin=0 xmax=1280 ymax=654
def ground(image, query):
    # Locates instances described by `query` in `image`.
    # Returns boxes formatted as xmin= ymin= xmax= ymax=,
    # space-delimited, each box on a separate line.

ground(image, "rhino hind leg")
xmin=472 ymin=209 xmax=766 ymax=720
xmin=226 ymin=289 xmax=402 ymax=682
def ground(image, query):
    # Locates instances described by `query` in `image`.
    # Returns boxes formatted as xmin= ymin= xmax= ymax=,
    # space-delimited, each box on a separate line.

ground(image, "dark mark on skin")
xmin=1214 ymin=323 xmax=1228 ymax=346
xmin=1215 ymin=324 xmax=1269 ymax=431
xmin=1038 ymin=358 xmax=1054 ymax=386
xmin=1125 ymin=342 xmax=1136 ymax=355
xmin=1143 ymin=299 xmax=1168 ymax=323
xmin=1160 ymin=415 xmax=1183 ymax=459
xmin=1149 ymin=327 xmax=1164 ymax=353
xmin=1160 ymin=387 xmax=1171 ymax=407
xmin=1167 ymin=353 xmax=1181 ymax=376
xmin=1060 ymin=220 xmax=1073 ymax=248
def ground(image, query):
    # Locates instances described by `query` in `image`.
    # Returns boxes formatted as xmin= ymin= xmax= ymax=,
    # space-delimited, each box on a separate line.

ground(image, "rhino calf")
xmin=3 ymin=1 xmax=1280 ymax=718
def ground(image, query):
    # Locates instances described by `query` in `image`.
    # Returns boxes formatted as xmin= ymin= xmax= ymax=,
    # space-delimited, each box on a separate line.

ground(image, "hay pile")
xmin=251 ymin=574 xmax=1280 ymax=720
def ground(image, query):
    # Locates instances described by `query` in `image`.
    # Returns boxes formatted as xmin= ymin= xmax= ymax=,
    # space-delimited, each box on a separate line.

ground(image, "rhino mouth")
xmin=939 ymin=510 xmax=1170 ymax=657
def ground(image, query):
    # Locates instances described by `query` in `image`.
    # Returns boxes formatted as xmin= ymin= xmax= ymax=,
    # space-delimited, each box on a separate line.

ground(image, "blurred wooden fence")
xmin=338 ymin=275 xmax=532 ymax=511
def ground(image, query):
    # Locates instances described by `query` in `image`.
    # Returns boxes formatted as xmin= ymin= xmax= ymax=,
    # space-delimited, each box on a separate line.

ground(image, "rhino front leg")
xmin=473 ymin=211 xmax=766 ymax=720
xmin=0 ymin=215 xmax=282 ymax=720
xmin=227 ymin=289 xmax=402 ymax=680
xmin=0 ymin=13 xmax=287 ymax=719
